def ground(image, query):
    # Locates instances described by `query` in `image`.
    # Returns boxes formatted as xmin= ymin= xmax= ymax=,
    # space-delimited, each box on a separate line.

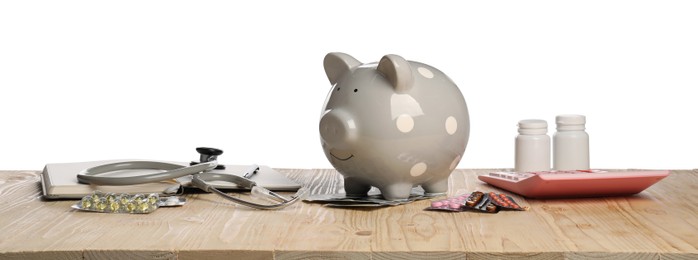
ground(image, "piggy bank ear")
xmin=377 ymin=54 xmax=413 ymax=93
xmin=324 ymin=52 xmax=361 ymax=85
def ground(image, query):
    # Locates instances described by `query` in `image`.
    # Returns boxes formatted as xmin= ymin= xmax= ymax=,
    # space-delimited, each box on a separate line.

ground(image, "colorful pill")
xmin=431 ymin=201 xmax=444 ymax=208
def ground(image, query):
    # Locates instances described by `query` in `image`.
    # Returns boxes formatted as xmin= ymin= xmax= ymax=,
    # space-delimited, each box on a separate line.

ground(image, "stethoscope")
xmin=76 ymin=147 xmax=307 ymax=210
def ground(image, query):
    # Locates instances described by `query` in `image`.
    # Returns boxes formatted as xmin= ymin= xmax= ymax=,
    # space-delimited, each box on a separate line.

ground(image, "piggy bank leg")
xmin=422 ymin=178 xmax=449 ymax=196
xmin=379 ymin=183 xmax=413 ymax=201
xmin=344 ymin=177 xmax=371 ymax=197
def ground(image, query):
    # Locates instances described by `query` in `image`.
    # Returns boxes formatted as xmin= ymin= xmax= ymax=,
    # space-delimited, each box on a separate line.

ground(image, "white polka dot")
xmin=410 ymin=162 xmax=427 ymax=177
xmin=396 ymin=114 xmax=414 ymax=133
xmin=445 ymin=116 xmax=457 ymax=135
xmin=449 ymin=155 xmax=461 ymax=170
xmin=417 ymin=67 xmax=434 ymax=79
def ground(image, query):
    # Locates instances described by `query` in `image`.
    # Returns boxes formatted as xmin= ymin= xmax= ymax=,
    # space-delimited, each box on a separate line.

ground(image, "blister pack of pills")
xmin=426 ymin=191 xmax=528 ymax=213
xmin=72 ymin=191 xmax=185 ymax=214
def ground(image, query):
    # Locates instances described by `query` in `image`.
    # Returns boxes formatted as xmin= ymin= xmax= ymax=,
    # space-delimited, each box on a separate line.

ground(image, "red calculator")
xmin=478 ymin=170 xmax=669 ymax=199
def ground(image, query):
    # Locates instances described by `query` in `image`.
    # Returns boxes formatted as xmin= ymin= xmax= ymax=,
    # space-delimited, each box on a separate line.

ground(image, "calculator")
xmin=478 ymin=170 xmax=669 ymax=198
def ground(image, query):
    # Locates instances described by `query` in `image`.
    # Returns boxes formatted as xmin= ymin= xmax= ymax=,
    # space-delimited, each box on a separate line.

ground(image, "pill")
xmin=431 ymin=201 xmax=444 ymax=208
xmin=449 ymin=203 xmax=461 ymax=209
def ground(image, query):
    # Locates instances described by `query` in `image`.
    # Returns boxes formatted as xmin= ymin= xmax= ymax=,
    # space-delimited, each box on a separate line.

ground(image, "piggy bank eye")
xmin=336 ymin=87 xmax=340 ymax=91
xmin=354 ymin=89 xmax=358 ymax=93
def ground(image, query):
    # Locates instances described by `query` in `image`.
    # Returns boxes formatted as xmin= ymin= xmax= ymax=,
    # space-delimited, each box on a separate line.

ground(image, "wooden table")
xmin=0 ymin=169 xmax=697 ymax=259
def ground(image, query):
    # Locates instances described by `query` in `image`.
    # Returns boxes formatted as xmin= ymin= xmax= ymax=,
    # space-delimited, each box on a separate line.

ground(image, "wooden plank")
xmin=0 ymin=169 xmax=697 ymax=259
xmin=83 ymin=250 xmax=176 ymax=260
xmin=661 ymin=253 xmax=698 ymax=260
xmin=372 ymin=251 xmax=465 ymax=260
xmin=275 ymin=251 xmax=371 ymax=260
xmin=467 ymin=252 xmax=563 ymax=260
xmin=0 ymin=251 xmax=82 ymax=260
xmin=178 ymin=250 xmax=273 ymax=260
xmin=564 ymin=252 xmax=658 ymax=260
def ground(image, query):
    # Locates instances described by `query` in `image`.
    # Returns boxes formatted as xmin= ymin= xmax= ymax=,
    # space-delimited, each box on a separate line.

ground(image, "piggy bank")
xmin=319 ymin=52 xmax=469 ymax=200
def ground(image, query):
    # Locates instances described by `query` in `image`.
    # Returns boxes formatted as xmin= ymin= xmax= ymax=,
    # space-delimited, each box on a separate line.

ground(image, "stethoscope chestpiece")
xmin=191 ymin=147 xmax=226 ymax=170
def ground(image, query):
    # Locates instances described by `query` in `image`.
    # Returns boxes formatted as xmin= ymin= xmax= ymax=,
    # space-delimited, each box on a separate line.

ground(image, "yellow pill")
xmin=80 ymin=196 xmax=93 ymax=209
xmin=96 ymin=198 xmax=107 ymax=212
xmin=105 ymin=193 xmax=117 ymax=204
xmin=126 ymin=202 xmax=136 ymax=213
xmin=91 ymin=193 xmax=101 ymax=204
xmin=137 ymin=202 xmax=150 ymax=213
xmin=119 ymin=194 xmax=130 ymax=205
xmin=133 ymin=194 xmax=144 ymax=204
xmin=147 ymin=194 xmax=159 ymax=205
xmin=109 ymin=202 xmax=120 ymax=212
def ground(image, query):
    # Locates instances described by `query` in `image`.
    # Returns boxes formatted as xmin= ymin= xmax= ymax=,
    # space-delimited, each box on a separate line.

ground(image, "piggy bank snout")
xmin=319 ymin=110 xmax=357 ymax=149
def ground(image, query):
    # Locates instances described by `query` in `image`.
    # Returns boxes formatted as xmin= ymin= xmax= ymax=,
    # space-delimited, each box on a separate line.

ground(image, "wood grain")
xmin=0 ymin=169 xmax=697 ymax=259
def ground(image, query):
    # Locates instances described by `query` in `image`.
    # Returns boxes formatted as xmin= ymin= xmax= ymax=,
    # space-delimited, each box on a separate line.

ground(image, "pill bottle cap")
xmin=518 ymin=119 xmax=548 ymax=134
xmin=556 ymin=114 xmax=586 ymax=130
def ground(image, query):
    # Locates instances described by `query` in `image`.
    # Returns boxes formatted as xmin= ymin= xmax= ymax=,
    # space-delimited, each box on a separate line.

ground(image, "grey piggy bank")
xmin=320 ymin=52 xmax=469 ymax=200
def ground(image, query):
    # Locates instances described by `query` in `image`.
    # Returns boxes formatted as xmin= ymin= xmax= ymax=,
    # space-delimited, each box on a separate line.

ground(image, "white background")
xmin=1 ymin=1 xmax=696 ymax=170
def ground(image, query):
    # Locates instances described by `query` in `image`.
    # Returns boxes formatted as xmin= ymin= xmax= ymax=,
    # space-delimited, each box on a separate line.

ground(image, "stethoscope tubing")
xmin=77 ymin=161 xmax=217 ymax=185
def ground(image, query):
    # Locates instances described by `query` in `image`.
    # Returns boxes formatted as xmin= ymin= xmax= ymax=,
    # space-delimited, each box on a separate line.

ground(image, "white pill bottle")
xmin=515 ymin=119 xmax=551 ymax=172
xmin=553 ymin=115 xmax=589 ymax=170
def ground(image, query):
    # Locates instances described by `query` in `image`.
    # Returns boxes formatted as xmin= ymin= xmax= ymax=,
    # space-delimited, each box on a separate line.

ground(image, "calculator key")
xmin=486 ymin=172 xmax=534 ymax=181
xmin=516 ymin=172 xmax=534 ymax=179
